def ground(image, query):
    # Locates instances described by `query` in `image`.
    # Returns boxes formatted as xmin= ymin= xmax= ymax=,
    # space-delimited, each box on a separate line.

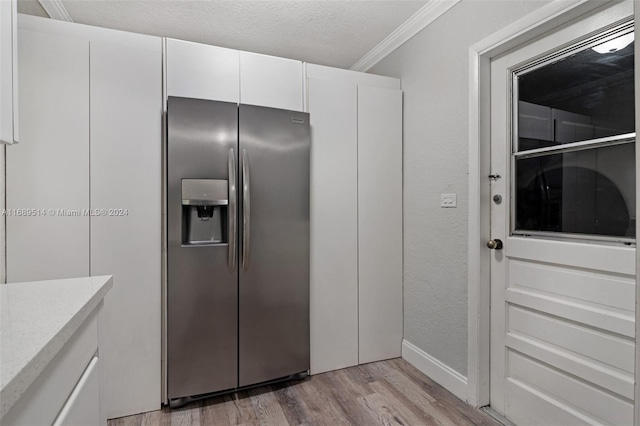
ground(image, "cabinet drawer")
xmin=2 ymin=311 xmax=98 ymax=426
xmin=53 ymin=356 xmax=100 ymax=426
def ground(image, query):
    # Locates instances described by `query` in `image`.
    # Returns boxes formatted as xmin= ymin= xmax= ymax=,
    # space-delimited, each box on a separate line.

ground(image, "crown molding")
xmin=350 ymin=0 xmax=460 ymax=72
xmin=38 ymin=0 xmax=72 ymax=22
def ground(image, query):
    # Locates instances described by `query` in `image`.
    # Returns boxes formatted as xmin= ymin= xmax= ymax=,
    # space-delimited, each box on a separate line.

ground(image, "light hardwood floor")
xmin=109 ymin=358 xmax=500 ymax=426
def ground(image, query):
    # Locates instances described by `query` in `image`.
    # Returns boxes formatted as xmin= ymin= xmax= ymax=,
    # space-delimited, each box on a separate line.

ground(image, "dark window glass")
xmin=517 ymin=33 xmax=634 ymax=151
xmin=516 ymin=143 xmax=635 ymax=238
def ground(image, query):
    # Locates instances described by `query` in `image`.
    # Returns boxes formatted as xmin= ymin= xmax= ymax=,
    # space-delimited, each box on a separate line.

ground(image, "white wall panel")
xmin=357 ymin=85 xmax=403 ymax=364
xmin=90 ymin=39 xmax=162 ymax=418
xmin=7 ymin=29 xmax=89 ymax=282
xmin=308 ymin=77 xmax=358 ymax=374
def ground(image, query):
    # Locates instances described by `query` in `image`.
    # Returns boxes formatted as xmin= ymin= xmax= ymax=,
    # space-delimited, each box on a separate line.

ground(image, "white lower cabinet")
xmin=54 ymin=357 xmax=101 ymax=426
xmin=2 ymin=312 xmax=102 ymax=426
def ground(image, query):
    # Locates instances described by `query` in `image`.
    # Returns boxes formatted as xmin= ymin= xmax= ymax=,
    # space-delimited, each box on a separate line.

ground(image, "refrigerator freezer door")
xmin=167 ymin=97 xmax=239 ymax=399
xmin=238 ymin=105 xmax=310 ymax=387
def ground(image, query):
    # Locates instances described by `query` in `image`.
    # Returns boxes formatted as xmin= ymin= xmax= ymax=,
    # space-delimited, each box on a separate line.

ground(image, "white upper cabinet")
xmin=165 ymin=39 xmax=304 ymax=111
xmin=240 ymin=52 xmax=304 ymax=112
xmin=0 ymin=0 xmax=18 ymax=144
xmin=166 ymin=38 xmax=239 ymax=102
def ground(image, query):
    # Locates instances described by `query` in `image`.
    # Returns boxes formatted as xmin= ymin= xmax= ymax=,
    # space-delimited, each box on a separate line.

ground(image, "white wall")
xmin=17 ymin=0 xmax=48 ymax=18
xmin=369 ymin=0 xmax=551 ymax=376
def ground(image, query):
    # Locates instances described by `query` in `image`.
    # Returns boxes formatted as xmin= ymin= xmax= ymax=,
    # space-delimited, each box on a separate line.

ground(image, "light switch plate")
xmin=441 ymin=193 xmax=457 ymax=208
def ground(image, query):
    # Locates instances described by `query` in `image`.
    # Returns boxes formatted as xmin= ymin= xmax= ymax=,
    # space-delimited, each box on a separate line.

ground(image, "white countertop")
xmin=0 ymin=275 xmax=113 ymax=418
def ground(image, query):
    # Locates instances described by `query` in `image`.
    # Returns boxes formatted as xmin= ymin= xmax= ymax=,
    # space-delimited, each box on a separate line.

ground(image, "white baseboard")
xmin=402 ymin=340 xmax=468 ymax=401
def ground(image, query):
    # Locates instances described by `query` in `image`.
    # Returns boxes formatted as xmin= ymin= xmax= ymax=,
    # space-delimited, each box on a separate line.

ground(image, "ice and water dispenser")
xmin=181 ymin=179 xmax=228 ymax=245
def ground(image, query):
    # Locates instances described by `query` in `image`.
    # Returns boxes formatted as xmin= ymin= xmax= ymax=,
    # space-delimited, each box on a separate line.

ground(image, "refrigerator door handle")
xmin=242 ymin=149 xmax=251 ymax=271
xmin=228 ymin=148 xmax=237 ymax=272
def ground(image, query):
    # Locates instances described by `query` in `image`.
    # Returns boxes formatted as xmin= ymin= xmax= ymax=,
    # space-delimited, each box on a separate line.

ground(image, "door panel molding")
xmin=507 ymin=237 xmax=635 ymax=276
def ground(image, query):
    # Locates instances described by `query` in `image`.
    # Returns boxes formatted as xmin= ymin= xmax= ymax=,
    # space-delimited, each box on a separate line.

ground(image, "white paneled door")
xmin=489 ymin=2 xmax=635 ymax=425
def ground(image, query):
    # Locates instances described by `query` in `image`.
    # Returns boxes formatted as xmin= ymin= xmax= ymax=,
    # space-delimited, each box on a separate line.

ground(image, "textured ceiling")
xmin=52 ymin=0 xmax=426 ymax=69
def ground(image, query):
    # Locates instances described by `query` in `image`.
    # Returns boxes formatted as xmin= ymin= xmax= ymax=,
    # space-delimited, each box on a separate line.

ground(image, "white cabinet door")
xmin=166 ymin=38 xmax=239 ymax=102
xmin=53 ymin=357 xmax=100 ymax=426
xmin=357 ymin=85 xmax=403 ymax=364
xmin=240 ymin=52 xmax=303 ymax=111
xmin=7 ymin=29 xmax=89 ymax=282
xmin=308 ymin=77 xmax=358 ymax=374
xmin=0 ymin=0 xmax=18 ymax=145
xmin=90 ymin=40 xmax=162 ymax=419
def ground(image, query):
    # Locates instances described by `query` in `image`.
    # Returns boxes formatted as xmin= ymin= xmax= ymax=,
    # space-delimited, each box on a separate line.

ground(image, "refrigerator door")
xmin=238 ymin=105 xmax=310 ymax=387
xmin=167 ymin=97 xmax=239 ymax=399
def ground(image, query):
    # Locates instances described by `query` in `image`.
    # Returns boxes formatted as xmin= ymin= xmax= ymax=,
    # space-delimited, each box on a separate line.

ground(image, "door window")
xmin=513 ymin=24 xmax=635 ymax=240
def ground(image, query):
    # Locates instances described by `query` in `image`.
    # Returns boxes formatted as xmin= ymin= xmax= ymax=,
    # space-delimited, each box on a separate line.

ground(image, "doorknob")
xmin=487 ymin=239 xmax=503 ymax=250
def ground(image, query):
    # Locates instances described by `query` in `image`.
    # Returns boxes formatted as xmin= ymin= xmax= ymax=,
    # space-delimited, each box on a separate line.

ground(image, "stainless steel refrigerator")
xmin=166 ymin=97 xmax=310 ymax=407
